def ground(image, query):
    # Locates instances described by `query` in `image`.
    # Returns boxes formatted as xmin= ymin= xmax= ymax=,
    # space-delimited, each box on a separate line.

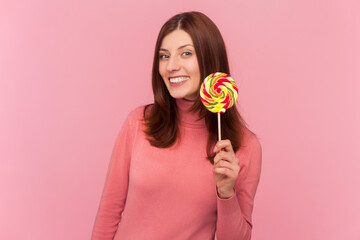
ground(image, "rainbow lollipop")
xmin=200 ymin=72 xmax=238 ymax=140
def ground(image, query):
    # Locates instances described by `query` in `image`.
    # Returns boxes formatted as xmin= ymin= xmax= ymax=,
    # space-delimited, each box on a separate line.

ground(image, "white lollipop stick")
xmin=218 ymin=112 xmax=221 ymax=141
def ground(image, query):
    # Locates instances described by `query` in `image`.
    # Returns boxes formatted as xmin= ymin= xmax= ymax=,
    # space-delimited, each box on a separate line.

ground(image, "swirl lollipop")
xmin=200 ymin=72 xmax=238 ymax=140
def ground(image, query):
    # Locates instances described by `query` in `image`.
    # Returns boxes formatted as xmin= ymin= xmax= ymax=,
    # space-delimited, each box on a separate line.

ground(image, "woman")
xmin=92 ymin=11 xmax=262 ymax=240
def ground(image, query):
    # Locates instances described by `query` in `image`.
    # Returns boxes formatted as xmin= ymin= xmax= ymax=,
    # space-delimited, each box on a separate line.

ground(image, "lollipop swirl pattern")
xmin=200 ymin=72 xmax=238 ymax=113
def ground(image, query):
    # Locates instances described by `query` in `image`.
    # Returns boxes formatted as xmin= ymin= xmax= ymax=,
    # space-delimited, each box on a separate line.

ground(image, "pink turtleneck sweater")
xmin=91 ymin=98 xmax=262 ymax=240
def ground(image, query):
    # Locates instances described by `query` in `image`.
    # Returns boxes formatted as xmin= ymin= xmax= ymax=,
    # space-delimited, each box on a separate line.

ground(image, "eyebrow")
xmin=159 ymin=44 xmax=194 ymax=52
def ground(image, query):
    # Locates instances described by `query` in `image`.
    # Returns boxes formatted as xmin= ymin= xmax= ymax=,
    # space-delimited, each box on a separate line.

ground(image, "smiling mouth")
xmin=169 ymin=76 xmax=190 ymax=83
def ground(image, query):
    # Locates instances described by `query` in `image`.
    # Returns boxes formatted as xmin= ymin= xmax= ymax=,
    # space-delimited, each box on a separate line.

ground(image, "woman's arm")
xmin=215 ymin=134 xmax=262 ymax=240
xmin=91 ymin=114 xmax=136 ymax=240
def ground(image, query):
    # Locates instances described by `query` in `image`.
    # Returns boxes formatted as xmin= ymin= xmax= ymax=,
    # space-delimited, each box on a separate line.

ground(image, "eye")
xmin=182 ymin=52 xmax=192 ymax=56
xmin=159 ymin=54 xmax=169 ymax=60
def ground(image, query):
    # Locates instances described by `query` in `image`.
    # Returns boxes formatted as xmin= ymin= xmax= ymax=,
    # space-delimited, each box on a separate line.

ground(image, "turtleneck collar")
xmin=175 ymin=98 xmax=205 ymax=128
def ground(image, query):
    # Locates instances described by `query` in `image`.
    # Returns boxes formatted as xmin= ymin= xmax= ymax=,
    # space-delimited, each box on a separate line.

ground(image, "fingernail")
xmin=213 ymin=146 xmax=218 ymax=153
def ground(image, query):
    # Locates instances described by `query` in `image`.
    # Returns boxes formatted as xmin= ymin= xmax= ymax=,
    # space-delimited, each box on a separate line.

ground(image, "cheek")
xmin=158 ymin=65 xmax=167 ymax=82
xmin=159 ymin=65 xmax=168 ymax=85
xmin=191 ymin=63 xmax=201 ymax=84
xmin=190 ymin=59 xmax=200 ymax=77
xmin=158 ymin=63 xmax=164 ymax=76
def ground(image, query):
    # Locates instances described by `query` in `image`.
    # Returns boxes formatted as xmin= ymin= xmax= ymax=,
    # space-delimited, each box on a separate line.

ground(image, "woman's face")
xmin=159 ymin=29 xmax=201 ymax=101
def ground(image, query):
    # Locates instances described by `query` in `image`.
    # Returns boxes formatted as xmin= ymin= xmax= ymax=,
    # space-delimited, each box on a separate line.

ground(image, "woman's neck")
xmin=175 ymin=98 xmax=205 ymax=127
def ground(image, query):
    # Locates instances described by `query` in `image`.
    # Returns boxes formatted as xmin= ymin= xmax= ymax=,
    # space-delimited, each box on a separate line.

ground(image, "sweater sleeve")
xmin=91 ymin=112 xmax=137 ymax=240
xmin=215 ymin=134 xmax=262 ymax=240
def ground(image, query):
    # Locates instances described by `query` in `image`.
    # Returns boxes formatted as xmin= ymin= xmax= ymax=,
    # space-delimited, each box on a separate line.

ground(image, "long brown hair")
xmin=143 ymin=11 xmax=247 ymax=164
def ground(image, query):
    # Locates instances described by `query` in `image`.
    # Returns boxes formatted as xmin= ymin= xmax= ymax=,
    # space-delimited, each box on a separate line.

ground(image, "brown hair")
xmin=143 ymin=11 xmax=247 ymax=164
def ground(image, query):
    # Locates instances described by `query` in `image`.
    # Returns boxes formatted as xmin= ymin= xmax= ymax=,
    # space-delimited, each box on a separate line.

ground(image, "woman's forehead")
xmin=160 ymin=29 xmax=194 ymax=50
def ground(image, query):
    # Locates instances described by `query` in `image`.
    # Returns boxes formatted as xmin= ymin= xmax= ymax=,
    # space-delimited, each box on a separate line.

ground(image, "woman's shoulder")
xmin=240 ymin=127 xmax=262 ymax=153
xmin=235 ymin=127 xmax=262 ymax=173
xmin=125 ymin=104 xmax=153 ymax=124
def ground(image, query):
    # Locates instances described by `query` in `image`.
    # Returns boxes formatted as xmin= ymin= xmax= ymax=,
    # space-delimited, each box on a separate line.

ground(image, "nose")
xmin=166 ymin=55 xmax=180 ymax=72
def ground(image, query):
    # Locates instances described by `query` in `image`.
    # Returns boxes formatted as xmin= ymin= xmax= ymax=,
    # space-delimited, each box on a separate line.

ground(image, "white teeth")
xmin=169 ymin=76 xmax=190 ymax=83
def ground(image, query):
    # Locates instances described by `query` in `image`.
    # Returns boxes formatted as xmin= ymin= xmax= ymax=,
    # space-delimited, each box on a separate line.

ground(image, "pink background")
xmin=1 ymin=0 xmax=359 ymax=239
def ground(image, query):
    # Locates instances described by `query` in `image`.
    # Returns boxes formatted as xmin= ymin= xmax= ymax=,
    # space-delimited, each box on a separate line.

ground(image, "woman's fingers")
xmin=213 ymin=147 xmax=238 ymax=165
xmin=213 ymin=139 xmax=235 ymax=154
xmin=213 ymin=159 xmax=240 ymax=176
xmin=212 ymin=140 xmax=241 ymax=197
xmin=215 ymin=159 xmax=236 ymax=169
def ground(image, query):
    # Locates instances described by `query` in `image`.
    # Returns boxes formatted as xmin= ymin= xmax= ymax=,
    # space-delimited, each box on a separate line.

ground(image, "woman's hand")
xmin=213 ymin=139 xmax=240 ymax=199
